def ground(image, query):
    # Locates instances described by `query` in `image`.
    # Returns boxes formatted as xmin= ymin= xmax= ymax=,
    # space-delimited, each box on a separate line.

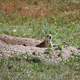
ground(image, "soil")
xmin=0 ymin=35 xmax=80 ymax=64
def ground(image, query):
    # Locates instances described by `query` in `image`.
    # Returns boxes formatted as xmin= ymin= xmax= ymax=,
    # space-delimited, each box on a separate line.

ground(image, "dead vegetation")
xmin=0 ymin=0 xmax=80 ymax=19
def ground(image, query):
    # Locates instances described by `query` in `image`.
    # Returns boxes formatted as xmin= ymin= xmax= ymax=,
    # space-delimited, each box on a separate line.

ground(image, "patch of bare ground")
xmin=0 ymin=35 xmax=80 ymax=64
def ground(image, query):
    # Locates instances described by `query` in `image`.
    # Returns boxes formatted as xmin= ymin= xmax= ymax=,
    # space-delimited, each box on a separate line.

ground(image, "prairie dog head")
xmin=45 ymin=34 xmax=53 ymax=47
xmin=45 ymin=34 xmax=52 ymax=42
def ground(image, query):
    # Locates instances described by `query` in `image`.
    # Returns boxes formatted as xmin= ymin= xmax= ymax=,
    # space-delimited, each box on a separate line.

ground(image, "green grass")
xmin=0 ymin=54 xmax=80 ymax=80
xmin=0 ymin=17 xmax=80 ymax=47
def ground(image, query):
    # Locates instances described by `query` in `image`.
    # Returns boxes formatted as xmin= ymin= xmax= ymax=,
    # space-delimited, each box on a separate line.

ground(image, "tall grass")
xmin=0 ymin=17 xmax=80 ymax=47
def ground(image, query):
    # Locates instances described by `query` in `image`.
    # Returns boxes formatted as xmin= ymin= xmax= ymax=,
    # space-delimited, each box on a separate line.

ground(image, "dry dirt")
xmin=0 ymin=35 xmax=80 ymax=64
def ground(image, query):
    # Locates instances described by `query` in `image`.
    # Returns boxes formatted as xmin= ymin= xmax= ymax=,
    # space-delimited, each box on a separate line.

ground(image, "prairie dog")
xmin=36 ymin=34 xmax=53 ymax=48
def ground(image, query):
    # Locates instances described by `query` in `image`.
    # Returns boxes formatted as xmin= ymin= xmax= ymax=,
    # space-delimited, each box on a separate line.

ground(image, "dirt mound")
xmin=0 ymin=34 xmax=41 ymax=46
xmin=0 ymin=35 xmax=80 ymax=64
